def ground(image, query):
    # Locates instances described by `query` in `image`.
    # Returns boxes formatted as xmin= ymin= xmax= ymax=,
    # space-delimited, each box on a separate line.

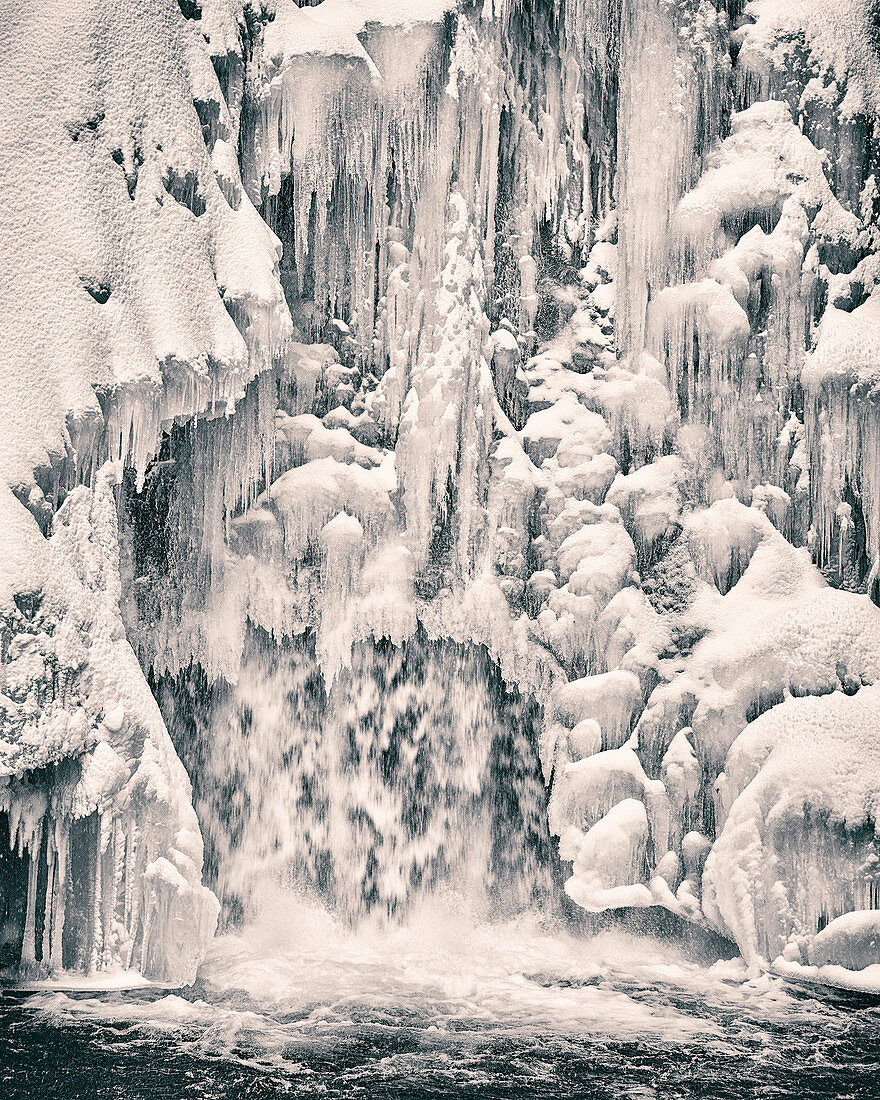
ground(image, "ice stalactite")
xmin=648 ymin=99 xmax=859 ymax=495
xmin=243 ymin=0 xmax=455 ymax=355
xmin=630 ymin=0 xmax=875 ymax=554
xmin=615 ymin=0 xmax=729 ymax=357
xmin=495 ymin=0 xmax=616 ymax=338
xmin=395 ymin=192 xmax=495 ymax=579
xmin=803 ymin=294 xmax=880 ymax=575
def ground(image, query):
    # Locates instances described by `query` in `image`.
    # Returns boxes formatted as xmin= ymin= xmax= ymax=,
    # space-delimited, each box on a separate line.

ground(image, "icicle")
xmin=616 ymin=0 xmax=728 ymax=355
xmin=89 ymin=820 xmax=103 ymax=974
xmin=41 ymin=829 xmax=57 ymax=968
xmin=124 ymin=828 xmax=141 ymax=971
xmin=49 ymin=818 xmax=69 ymax=975
xmin=20 ymin=819 xmax=43 ymax=974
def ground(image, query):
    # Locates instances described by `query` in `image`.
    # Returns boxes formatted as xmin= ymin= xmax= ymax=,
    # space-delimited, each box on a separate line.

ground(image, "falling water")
xmin=156 ymin=629 xmax=556 ymax=927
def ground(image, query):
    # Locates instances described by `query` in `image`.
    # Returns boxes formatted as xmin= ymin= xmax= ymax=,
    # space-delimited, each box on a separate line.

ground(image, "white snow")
xmin=737 ymin=0 xmax=880 ymax=117
xmin=0 ymin=0 xmax=290 ymax=490
xmin=564 ymin=799 xmax=654 ymax=912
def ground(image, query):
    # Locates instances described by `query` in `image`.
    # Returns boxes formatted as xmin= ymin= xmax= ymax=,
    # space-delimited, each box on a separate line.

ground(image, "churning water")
xmin=4 ymin=898 xmax=880 ymax=1099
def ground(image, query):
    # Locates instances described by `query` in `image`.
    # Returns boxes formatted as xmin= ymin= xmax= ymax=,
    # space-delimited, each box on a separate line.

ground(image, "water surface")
xmin=3 ymin=898 xmax=879 ymax=1099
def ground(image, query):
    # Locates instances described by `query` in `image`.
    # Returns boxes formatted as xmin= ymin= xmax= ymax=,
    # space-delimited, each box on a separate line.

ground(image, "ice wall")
xmin=0 ymin=470 xmax=217 ymax=982
xmin=542 ymin=0 xmax=880 ymax=975
xmin=0 ymin=0 xmax=287 ymax=980
xmin=3 ymin=0 xmax=610 ymax=976
xmin=6 ymin=0 xmax=880 ymax=983
xmin=121 ymin=0 xmax=618 ymax=694
xmin=120 ymin=0 xmax=880 ymax=974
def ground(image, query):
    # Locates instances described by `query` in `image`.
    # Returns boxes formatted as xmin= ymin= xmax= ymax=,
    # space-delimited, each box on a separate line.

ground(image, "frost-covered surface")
xmin=703 ymin=686 xmax=880 ymax=963
xmin=1 ymin=469 xmax=217 ymax=982
xmin=6 ymin=0 xmax=880 ymax=983
xmin=540 ymin=0 xmax=880 ymax=973
xmin=0 ymin=0 xmax=290 ymax=493
xmin=736 ymin=0 xmax=880 ymax=117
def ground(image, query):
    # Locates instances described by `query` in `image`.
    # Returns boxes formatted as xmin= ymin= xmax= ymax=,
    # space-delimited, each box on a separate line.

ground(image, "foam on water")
xmin=198 ymin=892 xmax=722 ymax=1041
xmin=14 ymin=892 xmax=874 ymax=1098
xmin=23 ymin=898 xmax=723 ymax=1059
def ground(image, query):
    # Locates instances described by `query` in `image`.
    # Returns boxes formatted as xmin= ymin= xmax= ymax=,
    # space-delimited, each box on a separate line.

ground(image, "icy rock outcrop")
xmin=811 ymin=911 xmax=880 ymax=971
xmin=0 ymin=0 xmax=290 ymax=494
xmin=0 ymin=471 xmax=217 ymax=982
xmin=562 ymin=798 xmax=654 ymax=913
xmin=648 ymin=96 xmax=859 ymax=492
xmin=559 ymin=495 xmax=880 ymax=964
xmin=0 ymin=0 xmax=289 ymax=980
xmin=704 ymin=685 xmax=880 ymax=967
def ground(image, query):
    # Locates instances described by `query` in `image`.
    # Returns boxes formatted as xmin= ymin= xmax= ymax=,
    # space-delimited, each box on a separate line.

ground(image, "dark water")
xmin=3 ymin=905 xmax=880 ymax=1099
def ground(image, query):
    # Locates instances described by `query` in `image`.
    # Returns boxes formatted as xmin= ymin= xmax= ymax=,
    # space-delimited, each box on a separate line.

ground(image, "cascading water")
xmin=156 ymin=629 xmax=555 ymax=926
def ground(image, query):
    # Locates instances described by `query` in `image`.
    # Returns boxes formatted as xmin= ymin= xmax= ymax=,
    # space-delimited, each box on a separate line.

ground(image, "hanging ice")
xmin=5 ymin=0 xmax=880 ymax=988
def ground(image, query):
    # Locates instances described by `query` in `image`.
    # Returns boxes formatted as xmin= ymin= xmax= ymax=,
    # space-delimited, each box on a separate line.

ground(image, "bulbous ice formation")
xmin=704 ymin=685 xmax=880 ymax=967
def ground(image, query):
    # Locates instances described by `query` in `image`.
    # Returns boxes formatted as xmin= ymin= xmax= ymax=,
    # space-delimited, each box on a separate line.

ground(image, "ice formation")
xmin=4 ymin=0 xmax=880 ymax=987
xmin=0 ymin=469 xmax=217 ymax=982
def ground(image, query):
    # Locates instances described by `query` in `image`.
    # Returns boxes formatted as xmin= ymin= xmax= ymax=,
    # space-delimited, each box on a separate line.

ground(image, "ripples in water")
xmin=3 ymin=896 xmax=880 ymax=1098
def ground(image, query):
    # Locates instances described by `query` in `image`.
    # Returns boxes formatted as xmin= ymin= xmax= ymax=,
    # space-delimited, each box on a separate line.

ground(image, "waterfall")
xmin=156 ymin=628 xmax=556 ymax=926
xmin=4 ymin=0 xmax=880 ymax=995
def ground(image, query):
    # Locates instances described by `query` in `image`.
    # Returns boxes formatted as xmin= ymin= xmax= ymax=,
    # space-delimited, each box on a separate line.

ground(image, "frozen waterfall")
xmin=3 ymin=0 xmax=880 ymax=1007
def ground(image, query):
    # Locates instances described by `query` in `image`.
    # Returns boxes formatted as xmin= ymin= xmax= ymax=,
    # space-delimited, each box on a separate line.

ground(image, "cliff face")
xmin=3 ymin=0 xmax=880 ymax=982
xmin=0 ymin=0 xmax=285 ymax=981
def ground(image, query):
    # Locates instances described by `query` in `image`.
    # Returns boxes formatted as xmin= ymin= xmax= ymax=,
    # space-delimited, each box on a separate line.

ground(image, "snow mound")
xmin=704 ymin=685 xmax=880 ymax=965
xmin=737 ymin=0 xmax=880 ymax=118
xmin=811 ymin=910 xmax=880 ymax=971
xmin=0 ymin=0 xmax=290 ymax=491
